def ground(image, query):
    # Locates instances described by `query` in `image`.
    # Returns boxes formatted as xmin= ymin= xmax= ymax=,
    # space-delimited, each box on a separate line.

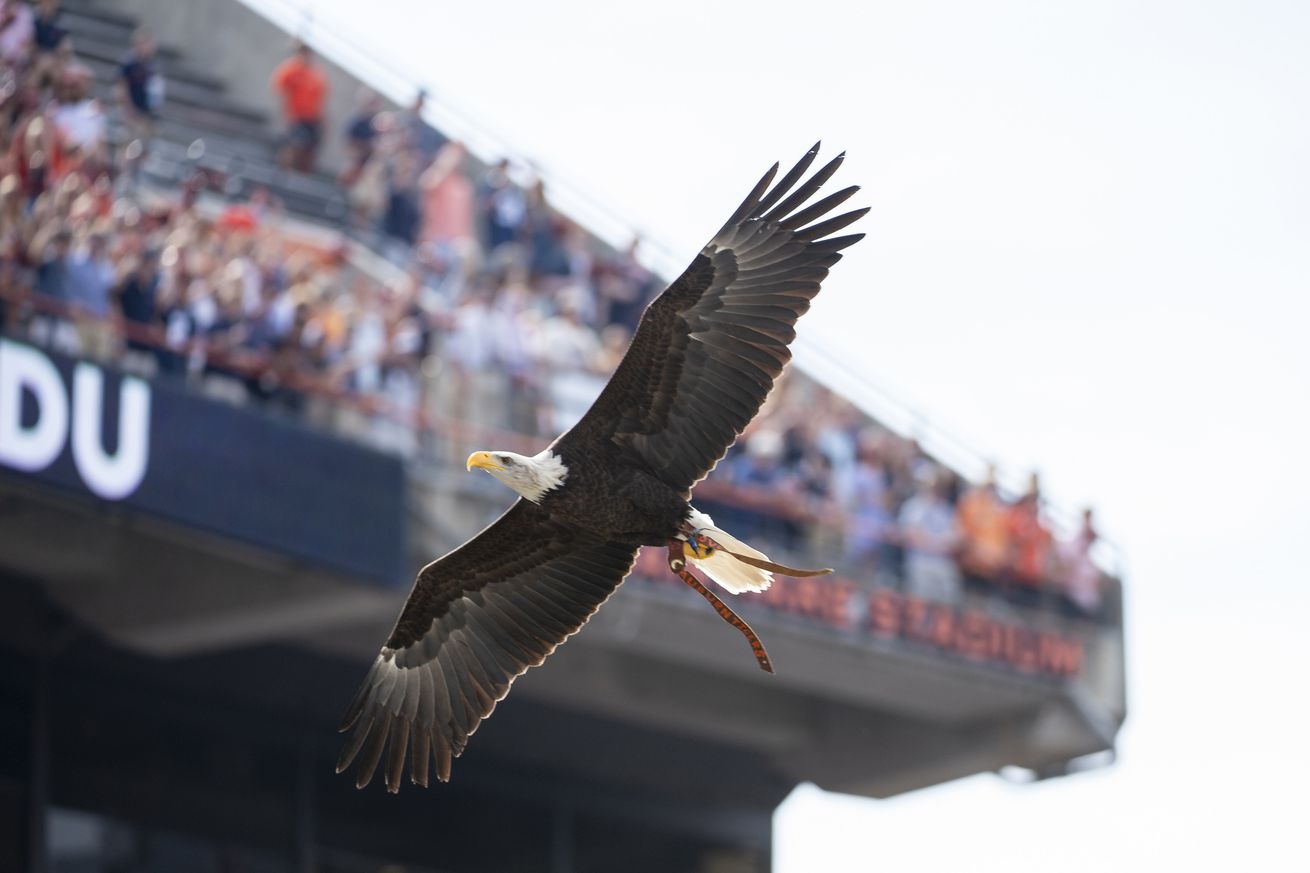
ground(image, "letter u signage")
xmin=0 ymin=339 xmax=151 ymax=500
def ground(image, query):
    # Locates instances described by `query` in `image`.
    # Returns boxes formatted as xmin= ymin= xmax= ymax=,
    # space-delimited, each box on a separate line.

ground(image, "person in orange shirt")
xmin=956 ymin=464 xmax=1010 ymax=588
xmin=270 ymin=41 xmax=328 ymax=173
xmin=1006 ymin=473 xmax=1053 ymax=605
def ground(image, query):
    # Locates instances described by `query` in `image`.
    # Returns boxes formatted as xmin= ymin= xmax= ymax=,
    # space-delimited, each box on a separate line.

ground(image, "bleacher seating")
xmin=57 ymin=0 xmax=347 ymax=217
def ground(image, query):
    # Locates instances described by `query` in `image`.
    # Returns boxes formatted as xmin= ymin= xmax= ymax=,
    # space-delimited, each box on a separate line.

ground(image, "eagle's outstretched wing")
xmin=337 ymin=500 xmax=639 ymax=791
xmin=340 ymin=146 xmax=864 ymax=790
xmin=558 ymin=143 xmax=866 ymax=493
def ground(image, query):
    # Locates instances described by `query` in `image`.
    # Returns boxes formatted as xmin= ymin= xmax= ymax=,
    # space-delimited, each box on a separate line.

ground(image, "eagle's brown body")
xmin=338 ymin=145 xmax=866 ymax=791
xmin=536 ymin=441 xmax=689 ymax=543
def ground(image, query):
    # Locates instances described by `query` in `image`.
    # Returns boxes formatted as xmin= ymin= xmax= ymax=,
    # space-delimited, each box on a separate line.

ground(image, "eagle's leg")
xmin=666 ymin=541 xmax=775 ymax=674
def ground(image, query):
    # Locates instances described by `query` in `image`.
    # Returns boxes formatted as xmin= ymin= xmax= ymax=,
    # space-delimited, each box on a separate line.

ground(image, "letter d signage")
xmin=0 ymin=339 xmax=151 ymax=500
xmin=0 ymin=340 xmax=67 ymax=472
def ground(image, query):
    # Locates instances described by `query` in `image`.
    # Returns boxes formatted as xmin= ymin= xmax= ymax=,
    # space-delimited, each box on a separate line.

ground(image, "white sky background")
xmin=255 ymin=0 xmax=1310 ymax=867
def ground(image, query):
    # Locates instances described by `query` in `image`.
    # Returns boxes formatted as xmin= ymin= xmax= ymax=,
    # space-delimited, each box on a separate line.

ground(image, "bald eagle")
xmin=338 ymin=144 xmax=865 ymax=791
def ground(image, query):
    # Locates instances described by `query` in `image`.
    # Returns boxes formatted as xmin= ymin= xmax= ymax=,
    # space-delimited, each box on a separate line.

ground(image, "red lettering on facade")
xmin=629 ymin=563 xmax=1084 ymax=679
xmin=1038 ymin=633 xmax=1084 ymax=677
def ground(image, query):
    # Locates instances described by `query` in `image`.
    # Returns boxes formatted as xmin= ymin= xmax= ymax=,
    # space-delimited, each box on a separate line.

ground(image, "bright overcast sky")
xmin=251 ymin=0 xmax=1308 ymax=868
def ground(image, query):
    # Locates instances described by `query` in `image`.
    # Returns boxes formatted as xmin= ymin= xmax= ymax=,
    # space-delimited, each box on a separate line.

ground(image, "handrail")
xmin=0 ymin=287 xmax=542 ymax=454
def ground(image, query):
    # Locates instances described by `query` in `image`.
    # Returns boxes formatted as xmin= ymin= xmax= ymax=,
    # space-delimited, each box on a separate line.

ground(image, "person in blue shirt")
xmin=119 ymin=26 xmax=162 ymax=137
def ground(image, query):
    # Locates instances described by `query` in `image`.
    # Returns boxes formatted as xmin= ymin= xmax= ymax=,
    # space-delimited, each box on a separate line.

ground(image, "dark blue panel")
xmin=0 ymin=338 xmax=407 ymax=585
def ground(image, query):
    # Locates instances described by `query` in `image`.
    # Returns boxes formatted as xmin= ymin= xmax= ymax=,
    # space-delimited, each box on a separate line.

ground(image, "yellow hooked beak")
xmin=466 ymin=451 xmax=505 ymax=473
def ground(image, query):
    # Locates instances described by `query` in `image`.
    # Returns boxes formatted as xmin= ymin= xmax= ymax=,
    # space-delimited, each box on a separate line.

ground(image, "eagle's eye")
xmin=498 ymin=455 xmax=512 ymax=465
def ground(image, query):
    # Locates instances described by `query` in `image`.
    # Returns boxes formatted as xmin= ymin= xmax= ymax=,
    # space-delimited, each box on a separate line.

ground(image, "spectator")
xmin=118 ymin=26 xmax=163 ymax=138
xmin=270 ymin=41 xmax=328 ymax=172
xmin=898 ymin=470 xmax=962 ymax=602
xmin=0 ymin=176 xmax=25 ymax=287
xmin=382 ymin=148 xmax=421 ymax=248
xmin=64 ymin=230 xmax=118 ymax=359
xmin=32 ymin=0 xmax=63 ymax=54
xmin=117 ymin=247 xmax=160 ymax=355
xmin=10 ymin=96 xmax=53 ymax=201
xmin=489 ymin=273 xmax=541 ymax=432
xmin=436 ymin=280 xmax=505 ymax=436
xmin=52 ymin=70 xmax=106 ymax=159
xmin=341 ymin=88 xmax=382 ymax=182
xmin=1007 ymin=473 xmax=1054 ymax=603
xmin=727 ymin=429 xmax=801 ymax=547
xmin=344 ymin=113 xmax=393 ymax=231
xmin=1061 ymin=507 xmax=1105 ymax=618
xmin=38 ymin=32 xmax=91 ymax=89
xmin=558 ymin=222 xmax=595 ymax=298
xmin=957 ymin=464 xmax=1010 ymax=585
xmin=536 ymin=287 xmax=599 ymax=373
xmin=399 ymin=89 xmax=446 ymax=166
xmin=478 ymin=158 xmax=527 ymax=251
xmin=0 ymin=0 xmax=33 ymax=65
xmin=845 ymin=431 xmax=894 ymax=575
xmin=0 ymin=216 xmax=20 ymax=326
xmin=597 ymin=237 xmax=655 ymax=330
xmin=524 ymin=179 xmax=568 ymax=278
xmin=419 ymin=142 xmax=474 ymax=252
xmin=798 ymin=448 xmax=844 ymax=555
xmin=31 ymin=225 xmax=71 ymax=298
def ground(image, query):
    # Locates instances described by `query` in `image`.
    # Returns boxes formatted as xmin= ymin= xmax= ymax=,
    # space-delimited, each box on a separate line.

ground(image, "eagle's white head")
xmin=466 ymin=450 xmax=568 ymax=503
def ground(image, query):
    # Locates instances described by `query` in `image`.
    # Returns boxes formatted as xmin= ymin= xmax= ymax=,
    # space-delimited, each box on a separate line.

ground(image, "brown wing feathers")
xmin=564 ymin=143 xmax=865 ymax=492
xmin=337 ymin=502 xmax=639 ymax=791
xmin=338 ymin=145 xmax=863 ymax=790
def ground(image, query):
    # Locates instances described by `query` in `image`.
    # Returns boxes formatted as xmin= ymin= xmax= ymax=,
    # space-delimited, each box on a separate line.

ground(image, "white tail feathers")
xmin=684 ymin=510 xmax=774 ymax=595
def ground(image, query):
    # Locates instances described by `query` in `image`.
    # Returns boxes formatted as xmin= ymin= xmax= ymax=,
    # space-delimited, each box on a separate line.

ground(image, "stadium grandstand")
xmin=0 ymin=0 xmax=1126 ymax=870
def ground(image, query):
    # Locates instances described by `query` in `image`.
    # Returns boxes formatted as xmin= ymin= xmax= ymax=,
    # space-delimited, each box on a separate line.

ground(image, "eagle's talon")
xmin=684 ymin=535 xmax=715 ymax=561
xmin=679 ymin=527 xmax=718 ymax=560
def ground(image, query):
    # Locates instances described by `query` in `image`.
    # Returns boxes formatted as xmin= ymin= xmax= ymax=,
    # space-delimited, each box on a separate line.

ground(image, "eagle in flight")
xmin=338 ymin=144 xmax=866 ymax=791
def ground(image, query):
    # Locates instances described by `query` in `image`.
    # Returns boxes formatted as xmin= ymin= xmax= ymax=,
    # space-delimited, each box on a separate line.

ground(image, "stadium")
xmin=0 ymin=0 xmax=1135 ymax=870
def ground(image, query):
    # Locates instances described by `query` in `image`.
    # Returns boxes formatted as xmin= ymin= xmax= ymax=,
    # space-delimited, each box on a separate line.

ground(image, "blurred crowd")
xmin=0 ymin=5 xmax=1109 ymax=619
xmin=701 ymin=381 xmax=1107 ymax=617
xmin=0 ymin=12 xmax=654 ymax=435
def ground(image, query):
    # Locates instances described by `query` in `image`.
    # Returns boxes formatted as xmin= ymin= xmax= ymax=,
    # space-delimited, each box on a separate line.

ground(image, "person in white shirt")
xmin=52 ymin=73 xmax=106 ymax=155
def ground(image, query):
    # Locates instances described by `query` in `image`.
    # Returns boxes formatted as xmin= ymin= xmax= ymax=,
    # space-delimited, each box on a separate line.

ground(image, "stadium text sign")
xmin=0 ymin=338 xmax=150 ymax=500
xmin=0 ymin=337 xmax=408 ymax=584
xmin=867 ymin=590 xmax=1084 ymax=677
xmin=632 ymin=547 xmax=1084 ymax=678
